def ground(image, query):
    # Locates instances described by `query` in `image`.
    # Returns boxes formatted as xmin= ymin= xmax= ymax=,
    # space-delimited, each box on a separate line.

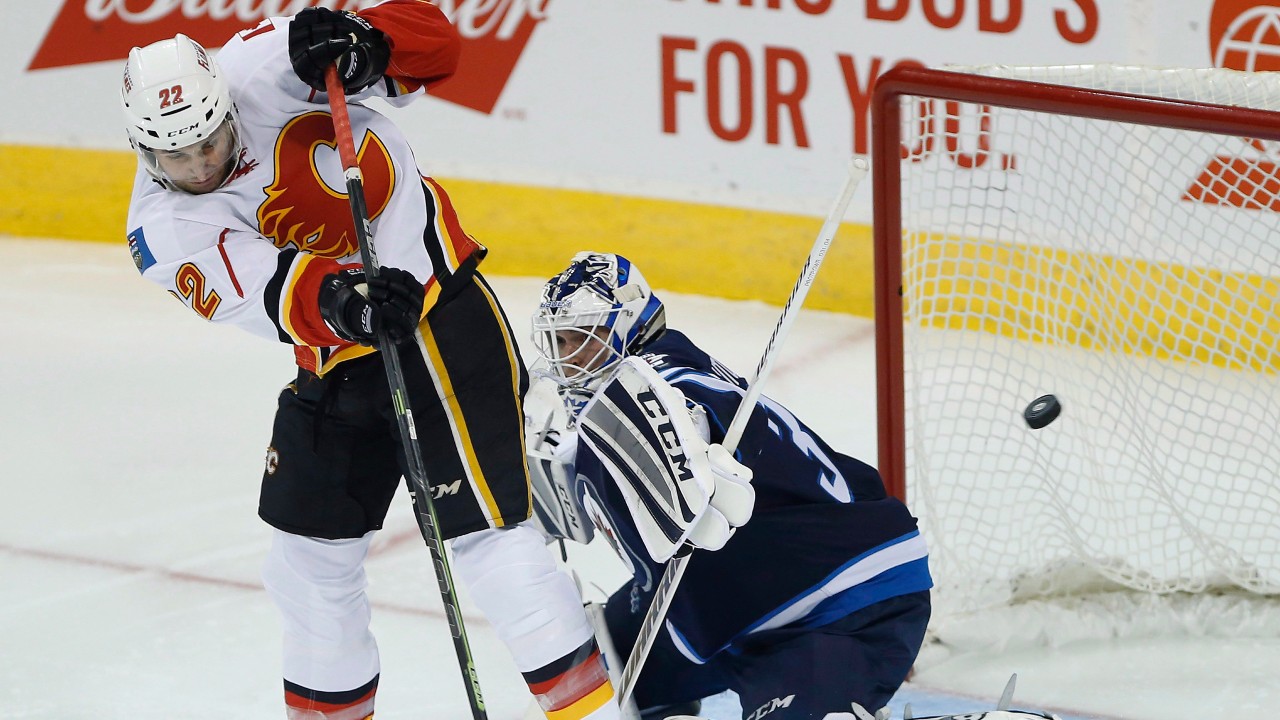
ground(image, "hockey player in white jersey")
xmin=524 ymin=252 xmax=932 ymax=720
xmin=121 ymin=4 xmax=620 ymax=719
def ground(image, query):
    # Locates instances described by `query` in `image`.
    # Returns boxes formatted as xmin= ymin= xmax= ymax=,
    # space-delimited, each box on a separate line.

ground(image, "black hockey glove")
xmin=289 ymin=6 xmax=390 ymax=94
xmin=319 ymin=268 xmax=378 ymax=345
xmin=318 ymin=267 xmax=424 ymax=346
xmin=367 ymin=267 xmax=426 ymax=344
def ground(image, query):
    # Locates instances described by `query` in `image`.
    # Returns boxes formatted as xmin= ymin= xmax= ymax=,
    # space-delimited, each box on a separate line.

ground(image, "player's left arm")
xmin=360 ymin=0 xmax=461 ymax=93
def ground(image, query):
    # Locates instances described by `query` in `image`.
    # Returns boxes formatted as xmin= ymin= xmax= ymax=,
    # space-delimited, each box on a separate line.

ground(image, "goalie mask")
xmin=121 ymin=34 xmax=242 ymax=194
xmin=532 ymin=252 xmax=666 ymax=415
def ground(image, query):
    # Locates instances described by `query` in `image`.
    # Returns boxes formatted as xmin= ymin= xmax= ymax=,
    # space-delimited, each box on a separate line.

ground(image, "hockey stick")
xmin=325 ymin=67 xmax=488 ymax=720
xmin=615 ymin=158 xmax=871 ymax=708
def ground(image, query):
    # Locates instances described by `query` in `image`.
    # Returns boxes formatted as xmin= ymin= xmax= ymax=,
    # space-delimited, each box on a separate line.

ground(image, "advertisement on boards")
xmin=4 ymin=1 xmax=1279 ymax=308
xmin=12 ymin=0 xmax=1257 ymax=214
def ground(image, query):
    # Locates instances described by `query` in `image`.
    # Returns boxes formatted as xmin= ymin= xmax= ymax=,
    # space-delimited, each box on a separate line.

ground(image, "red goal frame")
xmin=870 ymin=65 xmax=1280 ymax=502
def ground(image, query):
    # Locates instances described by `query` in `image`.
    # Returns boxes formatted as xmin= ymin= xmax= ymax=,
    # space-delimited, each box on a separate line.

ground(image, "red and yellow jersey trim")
xmin=423 ymin=176 xmax=485 ymax=274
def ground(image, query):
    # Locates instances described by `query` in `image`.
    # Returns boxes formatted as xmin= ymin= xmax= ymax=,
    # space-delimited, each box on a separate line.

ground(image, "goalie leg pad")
xmin=908 ymin=713 xmax=1059 ymax=720
xmin=729 ymin=590 xmax=930 ymax=720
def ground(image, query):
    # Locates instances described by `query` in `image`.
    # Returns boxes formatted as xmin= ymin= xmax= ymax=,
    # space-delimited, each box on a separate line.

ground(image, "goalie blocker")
xmin=575 ymin=357 xmax=755 ymax=563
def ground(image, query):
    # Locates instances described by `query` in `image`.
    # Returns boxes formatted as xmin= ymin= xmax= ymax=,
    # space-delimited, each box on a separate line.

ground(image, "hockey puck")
xmin=1024 ymin=394 xmax=1062 ymax=429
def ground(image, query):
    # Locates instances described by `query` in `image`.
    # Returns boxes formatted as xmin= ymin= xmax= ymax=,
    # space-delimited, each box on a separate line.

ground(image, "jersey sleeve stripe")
xmin=423 ymin=176 xmax=485 ymax=274
xmin=264 ymin=249 xmax=298 ymax=343
xmin=280 ymin=252 xmax=346 ymax=347
xmin=742 ymin=532 xmax=930 ymax=635
xmin=216 ymin=229 xmax=245 ymax=298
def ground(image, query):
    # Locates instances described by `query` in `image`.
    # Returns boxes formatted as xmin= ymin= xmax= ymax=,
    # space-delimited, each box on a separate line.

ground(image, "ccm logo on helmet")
xmin=168 ymin=123 xmax=200 ymax=137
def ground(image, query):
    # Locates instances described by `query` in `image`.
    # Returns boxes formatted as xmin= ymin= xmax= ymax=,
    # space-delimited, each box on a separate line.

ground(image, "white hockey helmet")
xmin=532 ymin=252 xmax=667 ymax=410
xmin=120 ymin=34 xmax=241 ymax=191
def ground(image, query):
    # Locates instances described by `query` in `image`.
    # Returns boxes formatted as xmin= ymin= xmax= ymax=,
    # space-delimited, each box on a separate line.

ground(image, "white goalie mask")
xmin=120 ymin=34 xmax=242 ymax=193
xmin=532 ymin=252 xmax=667 ymax=416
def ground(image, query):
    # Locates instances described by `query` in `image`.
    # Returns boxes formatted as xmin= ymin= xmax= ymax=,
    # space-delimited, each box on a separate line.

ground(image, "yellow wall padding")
xmin=0 ymin=143 xmax=876 ymax=316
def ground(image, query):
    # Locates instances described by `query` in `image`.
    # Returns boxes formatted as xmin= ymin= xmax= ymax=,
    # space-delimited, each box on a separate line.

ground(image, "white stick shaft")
xmin=615 ymin=552 xmax=690 ymax=706
xmin=615 ymin=158 xmax=870 ymax=706
xmin=721 ymin=157 xmax=868 ymax=453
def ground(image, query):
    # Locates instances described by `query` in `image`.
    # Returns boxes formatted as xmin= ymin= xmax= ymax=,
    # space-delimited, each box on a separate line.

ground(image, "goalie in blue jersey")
xmin=524 ymin=252 xmax=933 ymax=720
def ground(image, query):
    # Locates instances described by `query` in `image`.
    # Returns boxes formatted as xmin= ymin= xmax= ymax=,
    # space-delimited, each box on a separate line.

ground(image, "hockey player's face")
xmin=555 ymin=328 xmax=610 ymax=378
xmin=154 ymin=120 xmax=238 ymax=194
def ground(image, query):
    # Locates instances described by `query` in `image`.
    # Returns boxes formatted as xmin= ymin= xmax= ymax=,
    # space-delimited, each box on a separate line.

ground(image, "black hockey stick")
xmin=325 ymin=67 xmax=488 ymax=720
xmin=615 ymin=158 xmax=871 ymax=707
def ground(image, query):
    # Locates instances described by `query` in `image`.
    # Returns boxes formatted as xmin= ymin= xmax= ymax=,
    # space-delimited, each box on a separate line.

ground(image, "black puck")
xmin=1024 ymin=394 xmax=1062 ymax=429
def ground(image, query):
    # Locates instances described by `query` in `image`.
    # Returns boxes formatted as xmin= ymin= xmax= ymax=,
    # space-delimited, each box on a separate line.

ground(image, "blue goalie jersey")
xmin=571 ymin=329 xmax=932 ymax=664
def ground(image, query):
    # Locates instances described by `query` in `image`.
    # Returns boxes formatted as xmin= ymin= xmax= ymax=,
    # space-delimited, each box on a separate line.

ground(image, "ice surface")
xmin=3 ymin=237 xmax=1274 ymax=720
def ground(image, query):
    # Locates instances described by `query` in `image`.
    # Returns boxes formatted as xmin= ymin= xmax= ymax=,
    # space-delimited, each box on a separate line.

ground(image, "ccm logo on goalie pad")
xmin=582 ymin=388 xmax=696 ymax=533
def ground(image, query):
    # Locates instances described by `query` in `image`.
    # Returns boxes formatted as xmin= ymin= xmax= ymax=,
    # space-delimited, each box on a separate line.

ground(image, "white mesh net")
xmin=889 ymin=64 xmax=1280 ymax=658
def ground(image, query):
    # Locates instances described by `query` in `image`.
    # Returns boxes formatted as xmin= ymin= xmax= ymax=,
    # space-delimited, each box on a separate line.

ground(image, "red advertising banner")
xmin=1210 ymin=0 xmax=1280 ymax=71
xmin=29 ymin=0 xmax=549 ymax=113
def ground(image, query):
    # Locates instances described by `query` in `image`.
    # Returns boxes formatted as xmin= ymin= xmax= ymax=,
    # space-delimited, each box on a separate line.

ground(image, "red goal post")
xmin=873 ymin=64 xmax=1280 ymax=501
xmin=869 ymin=64 xmax=1280 ymax=646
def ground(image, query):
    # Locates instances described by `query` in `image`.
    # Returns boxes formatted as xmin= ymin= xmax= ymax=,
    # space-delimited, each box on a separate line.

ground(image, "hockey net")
xmin=871 ymin=64 xmax=1280 ymax=659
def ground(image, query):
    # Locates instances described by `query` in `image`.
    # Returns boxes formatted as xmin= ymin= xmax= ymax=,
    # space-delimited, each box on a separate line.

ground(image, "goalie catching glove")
xmin=578 ymin=357 xmax=755 ymax=562
xmin=524 ymin=381 xmax=600 ymax=545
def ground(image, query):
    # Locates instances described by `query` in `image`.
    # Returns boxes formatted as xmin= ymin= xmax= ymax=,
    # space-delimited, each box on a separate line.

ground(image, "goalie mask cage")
xmin=871 ymin=64 xmax=1280 ymax=654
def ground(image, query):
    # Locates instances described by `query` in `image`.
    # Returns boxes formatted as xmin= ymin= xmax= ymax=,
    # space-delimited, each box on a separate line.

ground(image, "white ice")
xmin=3 ymin=237 xmax=1276 ymax=720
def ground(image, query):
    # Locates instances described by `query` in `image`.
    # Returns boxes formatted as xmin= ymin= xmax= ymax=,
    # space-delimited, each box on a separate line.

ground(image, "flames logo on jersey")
xmin=257 ymin=112 xmax=395 ymax=259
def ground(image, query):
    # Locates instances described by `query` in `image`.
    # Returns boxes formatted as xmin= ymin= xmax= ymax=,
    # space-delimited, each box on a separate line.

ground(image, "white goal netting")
xmin=886 ymin=64 xmax=1280 ymax=658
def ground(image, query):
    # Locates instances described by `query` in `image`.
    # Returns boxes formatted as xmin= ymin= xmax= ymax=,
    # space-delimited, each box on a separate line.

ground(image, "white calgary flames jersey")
xmin=125 ymin=1 xmax=479 ymax=375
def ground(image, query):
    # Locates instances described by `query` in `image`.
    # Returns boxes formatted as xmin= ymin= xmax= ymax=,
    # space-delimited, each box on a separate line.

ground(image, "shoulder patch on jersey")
xmin=127 ymin=227 xmax=156 ymax=274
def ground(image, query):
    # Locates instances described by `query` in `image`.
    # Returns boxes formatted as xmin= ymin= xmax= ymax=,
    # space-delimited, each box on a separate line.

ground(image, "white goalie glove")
xmin=524 ymin=378 xmax=596 ymax=545
xmin=686 ymin=443 xmax=754 ymax=551
xmin=577 ymin=357 xmax=755 ymax=563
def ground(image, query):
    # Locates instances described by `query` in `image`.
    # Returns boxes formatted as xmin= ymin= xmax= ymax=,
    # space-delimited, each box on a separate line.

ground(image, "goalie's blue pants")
xmin=605 ymin=588 xmax=930 ymax=720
